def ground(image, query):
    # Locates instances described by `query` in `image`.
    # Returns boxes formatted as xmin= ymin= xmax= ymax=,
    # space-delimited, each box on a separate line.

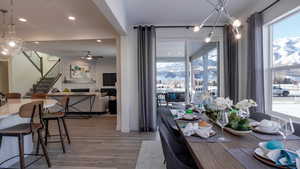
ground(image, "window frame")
xmin=264 ymin=9 xmax=300 ymax=122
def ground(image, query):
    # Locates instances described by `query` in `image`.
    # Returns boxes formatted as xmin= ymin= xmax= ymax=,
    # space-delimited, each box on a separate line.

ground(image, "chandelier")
xmin=0 ymin=0 xmax=23 ymax=56
xmin=193 ymin=0 xmax=242 ymax=43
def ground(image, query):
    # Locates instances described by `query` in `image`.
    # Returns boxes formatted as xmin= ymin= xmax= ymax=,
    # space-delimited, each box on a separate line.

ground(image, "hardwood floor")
xmin=13 ymin=115 xmax=157 ymax=169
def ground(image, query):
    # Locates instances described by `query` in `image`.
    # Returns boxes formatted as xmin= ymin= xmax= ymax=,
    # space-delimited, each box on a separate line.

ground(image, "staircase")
xmin=23 ymin=50 xmax=62 ymax=97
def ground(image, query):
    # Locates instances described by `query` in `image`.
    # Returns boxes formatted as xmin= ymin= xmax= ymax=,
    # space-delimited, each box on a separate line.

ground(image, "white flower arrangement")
xmin=210 ymin=97 xmax=233 ymax=111
xmin=235 ymin=99 xmax=257 ymax=110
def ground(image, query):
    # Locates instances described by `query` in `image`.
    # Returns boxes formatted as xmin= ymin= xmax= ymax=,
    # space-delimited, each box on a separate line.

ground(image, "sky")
xmin=273 ymin=11 xmax=300 ymax=40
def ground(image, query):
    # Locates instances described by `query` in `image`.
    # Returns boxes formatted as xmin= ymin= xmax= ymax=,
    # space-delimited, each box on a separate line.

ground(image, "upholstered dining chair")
xmin=0 ymin=101 xmax=51 ymax=169
xmin=159 ymin=124 xmax=198 ymax=169
xmin=6 ymin=92 xmax=21 ymax=99
xmin=293 ymin=122 xmax=300 ymax=137
xmin=42 ymin=96 xmax=71 ymax=153
xmin=250 ymin=112 xmax=271 ymax=121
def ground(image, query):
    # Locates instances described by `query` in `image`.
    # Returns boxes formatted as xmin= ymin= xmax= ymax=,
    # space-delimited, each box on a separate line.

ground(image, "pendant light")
xmin=3 ymin=0 xmax=23 ymax=56
xmin=193 ymin=0 xmax=242 ymax=42
xmin=0 ymin=9 xmax=9 ymax=56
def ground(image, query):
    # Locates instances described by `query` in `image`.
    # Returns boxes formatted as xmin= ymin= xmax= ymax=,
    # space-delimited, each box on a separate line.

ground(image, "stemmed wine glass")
xmin=217 ymin=110 xmax=229 ymax=141
xmin=277 ymin=118 xmax=295 ymax=148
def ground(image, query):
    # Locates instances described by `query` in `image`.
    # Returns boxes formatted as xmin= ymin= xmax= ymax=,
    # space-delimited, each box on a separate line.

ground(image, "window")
xmin=269 ymin=10 xmax=300 ymax=118
xmin=190 ymin=44 xmax=218 ymax=96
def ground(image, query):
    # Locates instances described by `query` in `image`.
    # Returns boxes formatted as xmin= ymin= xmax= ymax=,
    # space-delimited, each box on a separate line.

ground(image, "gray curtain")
xmin=137 ymin=25 xmax=157 ymax=132
xmin=247 ymin=12 xmax=265 ymax=113
xmin=224 ymin=25 xmax=239 ymax=103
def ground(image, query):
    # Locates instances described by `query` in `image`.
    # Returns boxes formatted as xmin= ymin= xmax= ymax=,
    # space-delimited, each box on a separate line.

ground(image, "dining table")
xmin=0 ymin=98 xmax=57 ymax=168
xmin=175 ymin=116 xmax=300 ymax=169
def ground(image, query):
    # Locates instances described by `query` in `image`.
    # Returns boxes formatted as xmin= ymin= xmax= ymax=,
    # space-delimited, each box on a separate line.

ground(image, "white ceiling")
xmin=24 ymin=39 xmax=116 ymax=58
xmin=0 ymin=0 xmax=117 ymax=41
xmin=124 ymin=0 xmax=273 ymax=25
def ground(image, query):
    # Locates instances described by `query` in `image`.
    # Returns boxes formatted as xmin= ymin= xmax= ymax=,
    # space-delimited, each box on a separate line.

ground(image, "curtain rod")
xmin=259 ymin=0 xmax=280 ymax=14
xmin=133 ymin=25 xmax=224 ymax=29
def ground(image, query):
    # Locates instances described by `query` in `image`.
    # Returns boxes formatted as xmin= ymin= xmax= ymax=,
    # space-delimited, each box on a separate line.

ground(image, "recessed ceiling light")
xmin=34 ymin=41 xmax=39 ymax=44
xmin=18 ymin=18 xmax=27 ymax=22
xmin=68 ymin=16 xmax=76 ymax=21
xmin=96 ymin=39 xmax=102 ymax=43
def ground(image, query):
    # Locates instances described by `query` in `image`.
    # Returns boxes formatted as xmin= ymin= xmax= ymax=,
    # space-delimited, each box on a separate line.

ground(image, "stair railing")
xmin=22 ymin=50 xmax=43 ymax=76
xmin=33 ymin=58 xmax=62 ymax=93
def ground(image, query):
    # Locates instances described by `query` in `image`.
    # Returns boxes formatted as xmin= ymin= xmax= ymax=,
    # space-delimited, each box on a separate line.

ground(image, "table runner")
xmin=251 ymin=132 xmax=300 ymax=141
xmin=227 ymin=148 xmax=276 ymax=169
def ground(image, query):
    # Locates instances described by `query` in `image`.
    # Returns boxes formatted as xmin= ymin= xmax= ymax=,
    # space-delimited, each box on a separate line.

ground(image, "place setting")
xmin=250 ymin=118 xmax=300 ymax=141
xmin=227 ymin=139 xmax=300 ymax=169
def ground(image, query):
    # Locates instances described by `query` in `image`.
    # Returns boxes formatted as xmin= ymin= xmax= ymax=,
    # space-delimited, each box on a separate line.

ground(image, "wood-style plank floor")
xmin=13 ymin=115 xmax=157 ymax=169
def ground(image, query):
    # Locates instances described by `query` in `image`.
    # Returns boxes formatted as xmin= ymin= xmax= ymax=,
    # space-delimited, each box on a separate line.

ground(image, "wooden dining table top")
xmin=0 ymin=99 xmax=57 ymax=119
xmin=175 ymin=120 xmax=300 ymax=169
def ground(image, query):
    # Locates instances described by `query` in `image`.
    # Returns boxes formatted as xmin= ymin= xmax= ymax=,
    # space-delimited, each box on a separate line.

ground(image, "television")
xmin=103 ymin=73 xmax=116 ymax=86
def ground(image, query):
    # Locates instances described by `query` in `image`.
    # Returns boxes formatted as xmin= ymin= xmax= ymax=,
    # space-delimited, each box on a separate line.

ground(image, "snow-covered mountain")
xmin=273 ymin=37 xmax=300 ymax=66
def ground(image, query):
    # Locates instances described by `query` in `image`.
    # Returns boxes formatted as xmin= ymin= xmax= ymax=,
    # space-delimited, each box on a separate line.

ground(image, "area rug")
xmin=135 ymin=140 xmax=166 ymax=169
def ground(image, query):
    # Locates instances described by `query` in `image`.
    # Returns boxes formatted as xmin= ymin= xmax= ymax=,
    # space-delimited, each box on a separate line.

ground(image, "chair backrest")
xmin=250 ymin=112 xmax=271 ymax=121
xmin=31 ymin=93 xmax=47 ymax=99
xmin=58 ymin=96 xmax=69 ymax=112
xmin=159 ymin=124 xmax=195 ymax=169
xmin=293 ymin=122 xmax=300 ymax=137
xmin=6 ymin=93 xmax=21 ymax=99
xmin=19 ymin=101 xmax=43 ymax=118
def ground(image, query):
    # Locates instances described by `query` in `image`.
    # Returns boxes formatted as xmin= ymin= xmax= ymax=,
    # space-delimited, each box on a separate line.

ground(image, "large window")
xmin=190 ymin=44 xmax=218 ymax=96
xmin=269 ymin=11 xmax=300 ymax=118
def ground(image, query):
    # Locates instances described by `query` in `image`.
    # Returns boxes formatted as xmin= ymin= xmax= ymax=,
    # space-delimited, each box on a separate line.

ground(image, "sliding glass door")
xmin=190 ymin=42 xmax=219 ymax=97
xmin=156 ymin=39 xmax=220 ymax=106
xmin=156 ymin=40 xmax=186 ymax=106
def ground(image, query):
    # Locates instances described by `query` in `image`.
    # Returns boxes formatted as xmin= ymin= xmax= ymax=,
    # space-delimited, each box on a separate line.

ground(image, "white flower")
xmin=211 ymin=97 xmax=233 ymax=111
xmin=235 ymin=99 xmax=257 ymax=110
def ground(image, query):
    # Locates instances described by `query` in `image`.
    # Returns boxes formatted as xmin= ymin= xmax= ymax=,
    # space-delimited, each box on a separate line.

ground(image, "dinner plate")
xmin=252 ymin=126 xmax=279 ymax=135
xmin=254 ymin=148 xmax=289 ymax=169
xmin=192 ymin=130 xmax=216 ymax=138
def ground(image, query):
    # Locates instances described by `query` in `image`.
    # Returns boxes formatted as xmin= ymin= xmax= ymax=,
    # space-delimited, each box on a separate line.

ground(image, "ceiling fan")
xmin=81 ymin=51 xmax=104 ymax=61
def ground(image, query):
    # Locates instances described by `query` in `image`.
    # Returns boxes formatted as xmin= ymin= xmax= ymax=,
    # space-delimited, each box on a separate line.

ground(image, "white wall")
xmin=117 ymin=29 xmax=139 ymax=132
xmin=58 ymin=57 xmax=116 ymax=91
xmin=10 ymin=52 xmax=41 ymax=96
xmin=38 ymin=52 xmax=59 ymax=76
xmin=92 ymin=0 xmax=128 ymax=35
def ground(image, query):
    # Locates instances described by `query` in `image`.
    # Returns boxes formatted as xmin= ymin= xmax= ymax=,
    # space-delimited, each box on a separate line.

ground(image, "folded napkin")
xmin=182 ymin=123 xmax=212 ymax=138
xmin=182 ymin=123 xmax=195 ymax=136
xmin=194 ymin=127 xmax=211 ymax=138
xmin=267 ymin=150 xmax=299 ymax=169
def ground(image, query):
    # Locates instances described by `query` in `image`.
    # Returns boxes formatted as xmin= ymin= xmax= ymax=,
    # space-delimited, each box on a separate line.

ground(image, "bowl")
xmin=258 ymin=141 xmax=284 ymax=155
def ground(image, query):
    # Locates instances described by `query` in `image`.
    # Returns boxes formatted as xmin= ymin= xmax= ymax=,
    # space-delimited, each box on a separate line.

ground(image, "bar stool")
xmin=0 ymin=101 xmax=51 ymax=169
xmin=6 ymin=93 xmax=21 ymax=99
xmin=43 ymin=96 xmax=71 ymax=153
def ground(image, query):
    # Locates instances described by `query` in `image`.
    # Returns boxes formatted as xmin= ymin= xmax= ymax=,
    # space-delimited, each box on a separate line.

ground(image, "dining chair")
xmin=250 ymin=112 xmax=271 ymax=121
xmin=293 ymin=122 xmax=300 ymax=137
xmin=42 ymin=96 xmax=71 ymax=153
xmin=6 ymin=92 xmax=21 ymax=99
xmin=31 ymin=93 xmax=47 ymax=99
xmin=0 ymin=101 xmax=51 ymax=169
xmin=159 ymin=124 xmax=198 ymax=169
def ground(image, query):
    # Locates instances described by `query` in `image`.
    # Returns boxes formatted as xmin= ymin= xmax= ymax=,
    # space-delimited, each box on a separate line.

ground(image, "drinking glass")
xmin=217 ymin=110 xmax=229 ymax=141
xmin=277 ymin=118 xmax=295 ymax=148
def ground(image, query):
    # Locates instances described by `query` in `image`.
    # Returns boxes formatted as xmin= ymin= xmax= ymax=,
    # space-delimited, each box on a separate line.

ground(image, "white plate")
xmin=253 ymin=126 xmax=279 ymax=135
xmin=254 ymin=147 xmax=269 ymax=159
xmin=224 ymin=127 xmax=252 ymax=136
